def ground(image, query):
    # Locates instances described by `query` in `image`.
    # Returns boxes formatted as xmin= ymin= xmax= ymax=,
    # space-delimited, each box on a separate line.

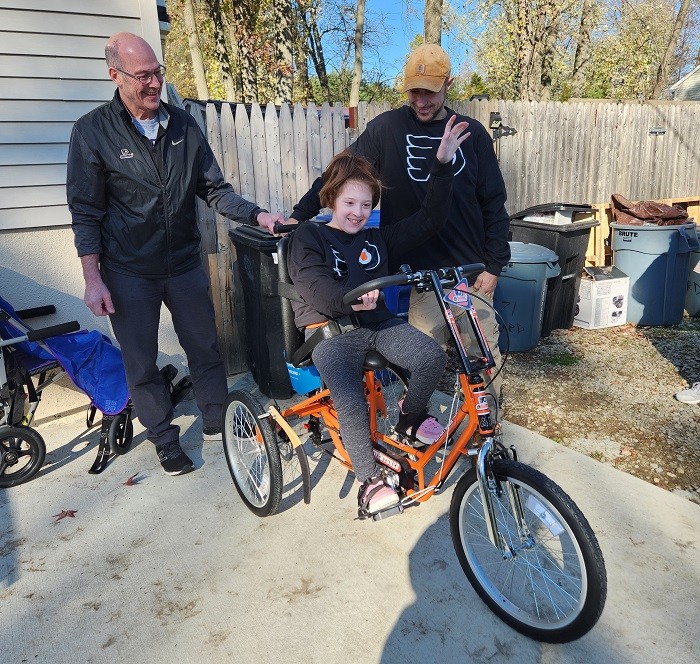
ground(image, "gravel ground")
xmin=441 ymin=315 xmax=700 ymax=504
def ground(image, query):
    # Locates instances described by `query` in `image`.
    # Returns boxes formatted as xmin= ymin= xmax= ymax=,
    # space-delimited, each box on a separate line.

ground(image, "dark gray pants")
xmin=102 ymin=265 xmax=228 ymax=447
xmin=311 ymin=318 xmax=447 ymax=482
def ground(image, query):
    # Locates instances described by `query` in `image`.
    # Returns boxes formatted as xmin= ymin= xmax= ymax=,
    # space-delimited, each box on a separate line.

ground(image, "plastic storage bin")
xmin=685 ymin=224 xmax=700 ymax=317
xmin=285 ymin=358 xmax=322 ymax=394
xmin=611 ymin=221 xmax=700 ymax=326
xmin=229 ymin=224 xmax=294 ymax=398
xmin=493 ymin=242 xmax=561 ymax=352
xmin=509 ymin=204 xmax=599 ymax=335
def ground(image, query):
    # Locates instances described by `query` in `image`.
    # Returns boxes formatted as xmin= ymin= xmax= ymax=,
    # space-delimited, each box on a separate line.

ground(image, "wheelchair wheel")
xmin=0 ymin=425 xmax=46 ymax=488
xmin=222 ymin=390 xmax=282 ymax=517
xmin=108 ymin=412 xmax=133 ymax=456
xmin=374 ymin=363 xmax=409 ymax=438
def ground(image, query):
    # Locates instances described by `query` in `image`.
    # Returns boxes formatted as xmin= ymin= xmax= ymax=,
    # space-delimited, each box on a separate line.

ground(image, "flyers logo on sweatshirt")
xmin=330 ymin=246 xmax=347 ymax=277
xmin=358 ymin=241 xmax=381 ymax=270
xmin=405 ymin=134 xmax=465 ymax=182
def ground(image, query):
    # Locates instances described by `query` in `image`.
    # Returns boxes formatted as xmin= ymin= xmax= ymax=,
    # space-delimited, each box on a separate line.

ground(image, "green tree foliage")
xmin=307 ymin=70 xmax=402 ymax=105
xmin=164 ymin=0 xmax=406 ymax=105
xmin=453 ymin=0 xmax=699 ymax=100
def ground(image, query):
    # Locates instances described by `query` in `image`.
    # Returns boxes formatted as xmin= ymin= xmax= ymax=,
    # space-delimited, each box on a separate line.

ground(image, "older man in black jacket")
xmin=67 ymin=32 xmax=282 ymax=476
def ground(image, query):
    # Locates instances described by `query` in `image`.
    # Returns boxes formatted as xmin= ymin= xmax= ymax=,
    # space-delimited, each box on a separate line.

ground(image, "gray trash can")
xmin=685 ymin=223 xmax=700 ymax=317
xmin=611 ymin=221 xmax=700 ymax=325
xmin=493 ymin=242 xmax=561 ymax=352
xmin=508 ymin=203 xmax=599 ymax=335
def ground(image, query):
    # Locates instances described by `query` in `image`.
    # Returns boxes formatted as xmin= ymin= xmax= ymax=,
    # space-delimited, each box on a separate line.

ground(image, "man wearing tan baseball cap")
xmin=290 ymin=43 xmax=511 ymax=416
xmin=403 ymin=43 xmax=452 ymax=93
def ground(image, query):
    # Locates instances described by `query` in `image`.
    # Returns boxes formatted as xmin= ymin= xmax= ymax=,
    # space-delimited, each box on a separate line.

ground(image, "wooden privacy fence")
xmin=182 ymin=98 xmax=700 ymax=374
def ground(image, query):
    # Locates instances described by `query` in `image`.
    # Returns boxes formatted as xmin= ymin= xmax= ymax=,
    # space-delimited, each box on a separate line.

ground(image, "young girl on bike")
xmin=287 ymin=116 xmax=470 ymax=517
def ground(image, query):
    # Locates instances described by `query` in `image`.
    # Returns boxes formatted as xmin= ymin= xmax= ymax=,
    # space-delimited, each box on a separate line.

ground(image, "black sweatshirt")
xmin=291 ymin=105 xmax=510 ymax=276
xmin=287 ymin=159 xmax=454 ymax=330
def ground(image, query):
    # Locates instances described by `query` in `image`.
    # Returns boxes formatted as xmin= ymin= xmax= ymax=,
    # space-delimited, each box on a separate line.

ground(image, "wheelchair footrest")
xmin=170 ymin=376 xmax=193 ymax=407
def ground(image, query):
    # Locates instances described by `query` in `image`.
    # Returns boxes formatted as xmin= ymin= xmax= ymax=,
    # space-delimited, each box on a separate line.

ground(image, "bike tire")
xmin=0 ymin=425 xmax=47 ymax=488
xmin=222 ymin=390 xmax=282 ymax=517
xmin=450 ymin=460 xmax=607 ymax=643
xmin=374 ymin=363 xmax=409 ymax=438
xmin=108 ymin=411 xmax=133 ymax=456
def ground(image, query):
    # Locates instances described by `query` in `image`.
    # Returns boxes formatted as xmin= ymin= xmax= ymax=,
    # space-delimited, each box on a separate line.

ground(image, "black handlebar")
xmin=342 ymin=274 xmax=412 ymax=306
xmin=14 ymin=305 xmax=57 ymax=319
xmin=341 ymin=263 xmax=486 ymax=306
xmin=273 ymin=221 xmax=302 ymax=235
xmin=26 ymin=321 xmax=80 ymax=342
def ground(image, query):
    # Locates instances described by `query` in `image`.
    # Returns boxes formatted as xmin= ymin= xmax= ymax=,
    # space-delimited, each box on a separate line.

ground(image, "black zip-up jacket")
xmin=67 ymin=91 xmax=263 ymax=278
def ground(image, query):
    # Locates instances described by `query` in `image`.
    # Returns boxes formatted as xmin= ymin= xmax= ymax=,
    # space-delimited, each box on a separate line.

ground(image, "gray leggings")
xmin=310 ymin=318 xmax=447 ymax=482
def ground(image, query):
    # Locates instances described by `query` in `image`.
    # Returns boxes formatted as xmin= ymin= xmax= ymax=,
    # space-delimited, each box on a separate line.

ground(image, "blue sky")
xmin=344 ymin=0 xmax=468 ymax=85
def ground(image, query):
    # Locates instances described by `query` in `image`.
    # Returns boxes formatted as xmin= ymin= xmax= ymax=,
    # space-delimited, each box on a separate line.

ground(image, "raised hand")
xmin=436 ymin=115 xmax=471 ymax=164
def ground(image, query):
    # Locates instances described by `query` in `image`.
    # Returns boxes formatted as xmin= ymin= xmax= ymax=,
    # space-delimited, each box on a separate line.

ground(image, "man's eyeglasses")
xmin=114 ymin=65 xmax=166 ymax=84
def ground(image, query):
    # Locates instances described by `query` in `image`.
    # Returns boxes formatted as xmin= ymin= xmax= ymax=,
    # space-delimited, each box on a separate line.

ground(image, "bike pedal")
xmin=371 ymin=503 xmax=404 ymax=521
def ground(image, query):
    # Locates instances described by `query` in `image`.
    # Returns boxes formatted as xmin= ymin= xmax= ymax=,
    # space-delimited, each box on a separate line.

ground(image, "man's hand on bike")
xmin=350 ymin=289 xmax=380 ymax=311
xmin=472 ymin=271 xmax=498 ymax=298
xmin=257 ymin=211 xmax=287 ymax=235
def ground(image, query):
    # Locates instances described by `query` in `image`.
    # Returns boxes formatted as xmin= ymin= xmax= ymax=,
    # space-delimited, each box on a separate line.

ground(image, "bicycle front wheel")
xmin=450 ymin=460 xmax=607 ymax=643
xmin=222 ymin=391 xmax=282 ymax=517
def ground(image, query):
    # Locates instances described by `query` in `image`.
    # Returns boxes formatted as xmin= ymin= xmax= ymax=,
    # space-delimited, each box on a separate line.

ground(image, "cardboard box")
xmin=573 ymin=266 xmax=629 ymax=329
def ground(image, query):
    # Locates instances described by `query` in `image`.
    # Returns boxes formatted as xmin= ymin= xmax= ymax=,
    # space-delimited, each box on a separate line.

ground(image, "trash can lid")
xmin=508 ymin=241 xmax=559 ymax=264
xmin=228 ymin=223 xmax=279 ymax=251
xmin=510 ymin=202 xmax=593 ymax=221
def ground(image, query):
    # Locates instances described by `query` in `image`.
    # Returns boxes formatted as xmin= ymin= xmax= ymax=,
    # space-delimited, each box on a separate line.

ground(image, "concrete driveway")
xmin=1 ymin=374 xmax=699 ymax=663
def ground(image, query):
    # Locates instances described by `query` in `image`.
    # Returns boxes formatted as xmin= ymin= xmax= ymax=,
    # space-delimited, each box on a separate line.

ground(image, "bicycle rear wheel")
xmin=374 ymin=363 xmax=409 ymax=437
xmin=222 ymin=391 xmax=282 ymax=517
xmin=450 ymin=460 xmax=607 ymax=643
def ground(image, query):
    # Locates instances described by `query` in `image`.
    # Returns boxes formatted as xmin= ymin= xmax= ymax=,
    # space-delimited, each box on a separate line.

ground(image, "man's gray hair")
xmin=105 ymin=40 xmax=122 ymax=69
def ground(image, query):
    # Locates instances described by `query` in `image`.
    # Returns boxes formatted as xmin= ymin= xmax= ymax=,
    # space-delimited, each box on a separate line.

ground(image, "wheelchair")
xmin=0 ymin=297 xmax=192 ymax=486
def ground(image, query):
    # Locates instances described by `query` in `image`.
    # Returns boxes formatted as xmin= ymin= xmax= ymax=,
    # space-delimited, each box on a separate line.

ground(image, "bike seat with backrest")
xmin=276 ymin=232 xmax=389 ymax=372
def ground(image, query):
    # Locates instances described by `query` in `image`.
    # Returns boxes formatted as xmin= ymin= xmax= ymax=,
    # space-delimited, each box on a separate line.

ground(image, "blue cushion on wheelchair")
xmin=0 ymin=296 xmax=129 ymax=415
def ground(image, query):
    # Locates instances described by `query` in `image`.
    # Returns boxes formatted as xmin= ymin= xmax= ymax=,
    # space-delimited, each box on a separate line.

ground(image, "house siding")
xmin=0 ymin=0 xmax=163 ymax=231
xmin=670 ymin=65 xmax=700 ymax=101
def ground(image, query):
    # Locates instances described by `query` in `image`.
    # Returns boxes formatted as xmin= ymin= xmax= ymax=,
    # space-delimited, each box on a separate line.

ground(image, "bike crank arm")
xmin=266 ymin=407 xmax=311 ymax=505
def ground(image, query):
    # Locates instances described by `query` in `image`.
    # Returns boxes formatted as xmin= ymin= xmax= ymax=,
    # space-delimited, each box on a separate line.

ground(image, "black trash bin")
xmin=509 ymin=203 xmax=599 ymax=335
xmin=229 ymin=224 xmax=294 ymax=399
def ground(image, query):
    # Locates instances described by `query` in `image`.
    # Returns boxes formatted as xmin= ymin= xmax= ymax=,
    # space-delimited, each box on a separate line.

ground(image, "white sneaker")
xmin=675 ymin=382 xmax=700 ymax=404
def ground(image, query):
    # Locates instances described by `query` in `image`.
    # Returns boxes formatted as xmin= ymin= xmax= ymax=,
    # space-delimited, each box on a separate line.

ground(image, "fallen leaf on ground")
xmin=53 ymin=510 xmax=77 ymax=521
xmin=123 ymin=473 xmax=141 ymax=486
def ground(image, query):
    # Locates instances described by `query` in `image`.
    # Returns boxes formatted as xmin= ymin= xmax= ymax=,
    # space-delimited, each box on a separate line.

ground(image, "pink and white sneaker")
xmin=412 ymin=416 xmax=444 ymax=445
xmin=396 ymin=400 xmax=444 ymax=446
xmin=358 ymin=475 xmax=400 ymax=516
